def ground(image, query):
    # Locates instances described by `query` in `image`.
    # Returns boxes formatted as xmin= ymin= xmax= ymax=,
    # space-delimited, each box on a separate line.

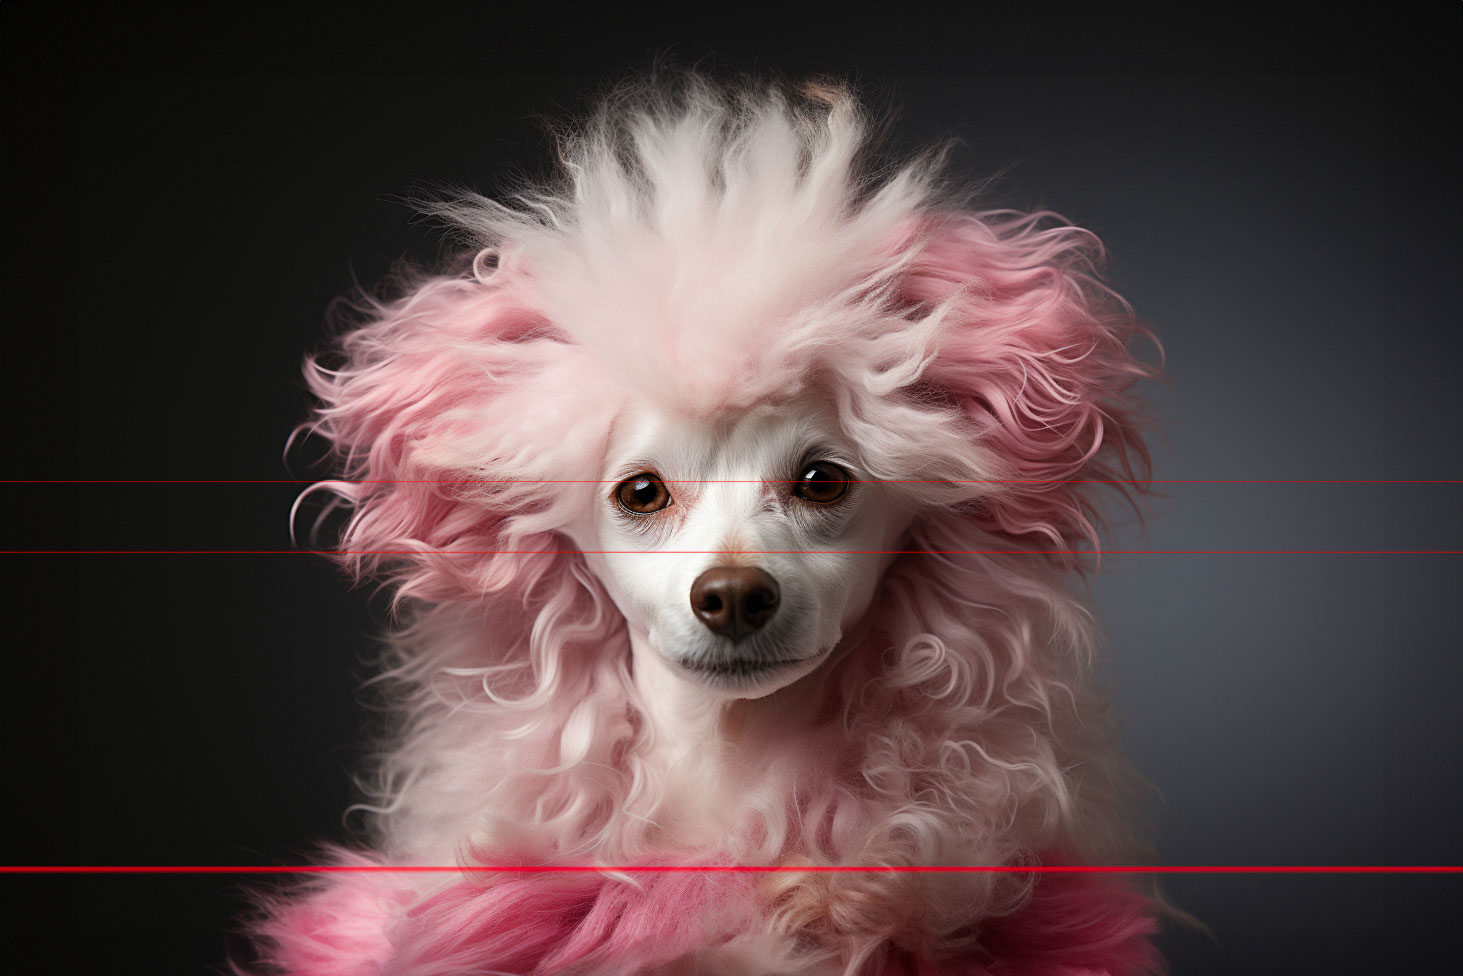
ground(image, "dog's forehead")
xmin=606 ymin=397 xmax=840 ymax=474
xmin=527 ymin=244 xmax=859 ymax=418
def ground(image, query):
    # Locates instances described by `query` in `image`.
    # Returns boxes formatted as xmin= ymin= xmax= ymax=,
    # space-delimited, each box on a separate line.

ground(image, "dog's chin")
xmin=667 ymin=648 xmax=824 ymax=699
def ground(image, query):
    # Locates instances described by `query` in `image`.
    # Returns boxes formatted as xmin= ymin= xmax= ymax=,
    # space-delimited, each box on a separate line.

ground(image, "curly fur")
xmin=246 ymin=75 xmax=1164 ymax=975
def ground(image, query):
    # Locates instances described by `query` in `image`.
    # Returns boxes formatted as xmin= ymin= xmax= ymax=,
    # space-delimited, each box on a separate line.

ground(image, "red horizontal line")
xmin=3 ymin=550 xmax=1460 ymax=556
xmin=3 ymin=479 xmax=1461 ymax=486
xmin=1 ymin=865 xmax=1458 ymax=875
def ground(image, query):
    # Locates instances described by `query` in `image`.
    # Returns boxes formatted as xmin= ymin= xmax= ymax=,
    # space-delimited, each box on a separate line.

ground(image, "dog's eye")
xmin=793 ymin=461 xmax=851 ymax=504
xmin=614 ymin=473 xmax=672 ymax=514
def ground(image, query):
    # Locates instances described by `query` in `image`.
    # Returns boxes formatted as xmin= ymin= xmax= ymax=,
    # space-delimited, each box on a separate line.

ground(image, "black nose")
xmin=690 ymin=567 xmax=780 ymax=640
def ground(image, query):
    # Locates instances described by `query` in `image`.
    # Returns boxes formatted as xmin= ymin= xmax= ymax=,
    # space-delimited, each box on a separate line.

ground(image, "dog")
xmin=248 ymin=75 xmax=1164 ymax=975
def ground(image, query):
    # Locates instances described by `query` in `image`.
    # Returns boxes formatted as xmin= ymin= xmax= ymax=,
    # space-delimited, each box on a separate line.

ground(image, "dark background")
xmin=3 ymin=2 xmax=1459 ymax=972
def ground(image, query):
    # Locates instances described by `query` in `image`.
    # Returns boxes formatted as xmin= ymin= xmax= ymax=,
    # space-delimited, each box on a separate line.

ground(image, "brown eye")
xmin=794 ymin=461 xmax=850 ymax=504
xmin=614 ymin=473 xmax=672 ymax=514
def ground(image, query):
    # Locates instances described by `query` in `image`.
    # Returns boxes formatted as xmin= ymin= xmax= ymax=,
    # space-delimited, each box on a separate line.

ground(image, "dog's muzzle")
xmin=689 ymin=566 xmax=780 ymax=641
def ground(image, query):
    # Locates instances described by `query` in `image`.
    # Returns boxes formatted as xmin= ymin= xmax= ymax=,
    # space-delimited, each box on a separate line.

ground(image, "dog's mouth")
xmin=672 ymin=654 xmax=809 ymax=683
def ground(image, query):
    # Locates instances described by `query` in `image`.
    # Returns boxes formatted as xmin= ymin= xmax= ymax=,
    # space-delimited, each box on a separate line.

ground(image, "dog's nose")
xmin=690 ymin=567 xmax=780 ymax=640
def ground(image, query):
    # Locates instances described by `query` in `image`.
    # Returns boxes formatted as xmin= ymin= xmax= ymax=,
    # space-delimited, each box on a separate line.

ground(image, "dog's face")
xmin=570 ymin=395 xmax=911 ymax=700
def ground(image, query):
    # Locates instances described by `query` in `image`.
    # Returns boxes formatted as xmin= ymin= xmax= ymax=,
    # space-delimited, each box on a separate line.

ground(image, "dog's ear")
xmin=296 ymin=253 xmax=601 ymax=606
xmin=898 ymin=211 xmax=1156 ymax=558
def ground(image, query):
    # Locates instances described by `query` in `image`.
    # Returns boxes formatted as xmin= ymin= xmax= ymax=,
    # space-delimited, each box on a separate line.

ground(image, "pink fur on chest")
xmin=257 ymin=854 xmax=1159 ymax=976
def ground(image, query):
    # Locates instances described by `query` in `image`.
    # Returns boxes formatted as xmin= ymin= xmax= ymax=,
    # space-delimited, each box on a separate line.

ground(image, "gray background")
xmin=3 ymin=3 xmax=1458 ymax=972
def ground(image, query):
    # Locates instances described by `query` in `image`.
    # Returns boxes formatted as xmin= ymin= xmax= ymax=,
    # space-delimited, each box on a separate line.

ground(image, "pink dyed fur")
xmin=256 ymin=861 xmax=753 ymax=976
xmin=256 ymin=859 xmax=1157 ymax=976
xmin=247 ymin=75 xmax=1166 ymax=975
xmin=251 ymin=851 xmax=406 ymax=975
